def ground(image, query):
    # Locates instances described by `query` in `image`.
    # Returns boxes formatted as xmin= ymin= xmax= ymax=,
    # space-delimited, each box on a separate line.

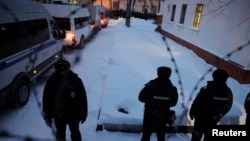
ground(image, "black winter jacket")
xmin=189 ymin=81 xmax=233 ymax=122
xmin=139 ymin=77 xmax=178 ymax=113
xmin=245 ymin=92 xmax=250 ymax=114
xmin=43 ymin=70 xmax=88 ymax=122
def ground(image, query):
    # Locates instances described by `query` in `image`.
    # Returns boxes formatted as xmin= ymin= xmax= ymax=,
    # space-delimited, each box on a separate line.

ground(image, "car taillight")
xmin=101 ymin=19 xmax=105 ymax=24
xmin=71 ymin=33 xmax=76 ymax=42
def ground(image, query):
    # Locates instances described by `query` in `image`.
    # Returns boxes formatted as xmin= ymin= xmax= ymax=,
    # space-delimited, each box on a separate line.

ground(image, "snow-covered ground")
xmin=0 ymin=18 xmax=249 ymax=141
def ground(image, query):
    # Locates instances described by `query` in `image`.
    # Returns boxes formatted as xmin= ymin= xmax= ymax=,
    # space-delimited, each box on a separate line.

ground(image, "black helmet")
xmin=212 ymin=69 xmax=229 ymax=82
xmin=157 ymin=66 xmax=172 ymax=79
xmin=55 ymin=59 xmax=70 ymax=72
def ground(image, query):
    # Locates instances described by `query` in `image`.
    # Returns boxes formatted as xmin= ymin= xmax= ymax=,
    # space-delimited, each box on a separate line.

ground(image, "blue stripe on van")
xmin=0 ymin=40 xmax=62 ymax=71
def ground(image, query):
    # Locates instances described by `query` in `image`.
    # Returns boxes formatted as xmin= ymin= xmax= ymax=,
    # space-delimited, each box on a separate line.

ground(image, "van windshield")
xmin=53 ymin=17 xmax=70 ymax=30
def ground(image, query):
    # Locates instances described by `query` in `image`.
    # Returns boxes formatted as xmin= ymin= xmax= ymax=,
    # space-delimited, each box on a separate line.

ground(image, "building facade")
xmin=36 ymin=0 xmax=93 ymax=4
xmin=36 ymin=0 xmax=160 ymax=14
xmin=157 ymin=0 xmax=250 ymax=83
xmin=94 ymin=0 xmax=160 ymax=14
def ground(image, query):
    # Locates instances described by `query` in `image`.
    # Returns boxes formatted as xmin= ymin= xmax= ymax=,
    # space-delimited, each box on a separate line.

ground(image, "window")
xmin=170 ymin=5 xmax=176 ymax=22
xmin=113 ymin=2 xmax=119 ymax=10
xmin=50 ymin=20 xmax=62 ymax=39
xmin=74 ymin=17 xmax=90 ymax=30
xmin=0 ymin=19 xmax=49 ymax=59
xmin=53 ymin=17 xmax=70 ymax=30
xmin=192 ymin=4 xmax=203 ymax=28
xmin=179 ymin=4 xmax=187 ymax=24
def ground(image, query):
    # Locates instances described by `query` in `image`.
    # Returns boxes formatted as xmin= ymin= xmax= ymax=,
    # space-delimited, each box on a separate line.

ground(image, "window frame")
xmin=170 ymin=5 xmax=176 ymax=22
xmin=0 ymin=19 xmax=50 ymax=60
xmin=179 ymin=4 xmax=187 ymax=24
xmin=192 ymin=4 xmax=204 ymax=29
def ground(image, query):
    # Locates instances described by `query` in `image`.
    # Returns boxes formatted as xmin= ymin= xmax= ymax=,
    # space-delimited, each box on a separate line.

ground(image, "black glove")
xmin=213 ymin=114 xmax=222 ymax=120
xmin=189 ymin=111 xmax=195 ymax=120
xmin=43 ymin=114 xmax=52 ymax=127
xmin=166 ymin=110 xmax=176 ymax=126
xmin=80 ymin=120 xmax=84 ymax=124
xmin=44 ymin=118 xmax=52 ymax=127
xmin=189 ymin=113 xmax=194 ymax=120
xmin=80 ymin=117 xmax=86 ymax=124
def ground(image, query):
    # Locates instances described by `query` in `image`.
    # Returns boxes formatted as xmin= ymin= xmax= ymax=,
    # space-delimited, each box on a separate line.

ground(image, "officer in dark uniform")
xmin=43 ymin=59 xmax=88 ymax=141
xmin=189 ymin=69 xmax=233 ymax=141
xmin=244 ymin=92 xmax=250 ymax=136
xmin=139 ymin=66 xmax=178 ymax=141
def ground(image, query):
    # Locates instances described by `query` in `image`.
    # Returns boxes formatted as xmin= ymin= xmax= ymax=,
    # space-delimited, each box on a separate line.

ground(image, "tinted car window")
xmin=0 ymin=19 xmax=49 ymax=59
xmin=53 ymin=17 xmax=70 ymax=31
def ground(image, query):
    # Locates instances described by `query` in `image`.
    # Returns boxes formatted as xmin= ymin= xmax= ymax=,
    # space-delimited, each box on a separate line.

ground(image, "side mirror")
xmin=61 ymin=30 xmax=66 ymax=39
xmin=90 ymin=20 xmax=95 ymax=25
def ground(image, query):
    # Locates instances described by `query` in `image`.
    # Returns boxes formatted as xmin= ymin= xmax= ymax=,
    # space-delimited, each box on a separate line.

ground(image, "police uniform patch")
xmin=70 ymin=92 xmax=76 ymax=98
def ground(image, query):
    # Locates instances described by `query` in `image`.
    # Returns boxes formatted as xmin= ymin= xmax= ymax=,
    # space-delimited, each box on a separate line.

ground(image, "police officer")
xmin=139 ymin=66 xmax=178 ymax=141
xmin=189 ymin=69 xmax=233 ymax=141
xmin=244 ymin=92 xmax=250 ymax=135
xmin=43 ymin=59 xmax=88 ymax=141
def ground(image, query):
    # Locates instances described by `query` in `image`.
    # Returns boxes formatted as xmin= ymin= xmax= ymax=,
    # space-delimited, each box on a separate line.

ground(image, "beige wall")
xmin=94 ymin=0 xmax=159 ymax=13
xmin=36 ymin=0 xmax=159 ymax=13
xmin=160 ymin=0 xmax=250 ymax=69
xmin=36 ymin=0 xmax=93 ymax=4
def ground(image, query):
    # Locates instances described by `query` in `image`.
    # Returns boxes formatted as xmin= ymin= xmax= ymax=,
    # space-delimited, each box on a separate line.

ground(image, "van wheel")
xmin=12 ymin=79 xmax=30 ymax=107
xmin=78 ymin=36 xmax=85 ymax=49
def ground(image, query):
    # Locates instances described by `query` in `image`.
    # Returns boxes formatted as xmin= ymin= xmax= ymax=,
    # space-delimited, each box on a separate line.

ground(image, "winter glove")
xmin=189 ymin=112 xmax=194 ymax=120
xmin=80 ymin=120 xmax=85 ymax=124
xmin=80 ymin=117 xmax=86 ymax=124
xmin=166 ymin=110 xmax=176 ymax=126
xmin=213 ymin=114 xmax=222 ymax=121
xmin=45 ymin=118 xmax=52 ymax=127
xmin=43 ymin=113 xmax=52 ymax=127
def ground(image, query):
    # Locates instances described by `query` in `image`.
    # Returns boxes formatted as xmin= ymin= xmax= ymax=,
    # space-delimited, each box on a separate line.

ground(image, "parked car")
xmin=100 ymin=11 xmax=108 ymax=28
xmin=87 ymin=4 xmax=108 ymax=30
xmin=43 ymin=3 xmax=92 ymax=49
xmin=0 ymin=0 xmax=65 ymax=108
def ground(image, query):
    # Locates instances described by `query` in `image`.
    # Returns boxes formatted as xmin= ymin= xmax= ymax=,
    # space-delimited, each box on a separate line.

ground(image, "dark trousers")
xmin=54 ymin=116 xmax=82 ymax=141
xmin=191 ymin=125 xmax=209 ymax=141
xmin=246 ymin=114 xmax=250 ymax=138
xmin=191 ymin=119 xmax=217 ymax=141
xmin=246 ymin=114 xmax=250 ymax=127
xmin=141 ymin=110 xmax=167 ymax=141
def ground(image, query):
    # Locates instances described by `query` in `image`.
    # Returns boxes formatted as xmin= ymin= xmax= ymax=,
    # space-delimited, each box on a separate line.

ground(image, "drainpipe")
xmin=158 ymin=0 xmax=160 ymax=13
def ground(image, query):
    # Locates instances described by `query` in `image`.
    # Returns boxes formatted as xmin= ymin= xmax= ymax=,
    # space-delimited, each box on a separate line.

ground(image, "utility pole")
xmin=158 ymin=0 xmax=161 ymax=13
xmin=125 ymin=0 xmax=133 ymax=27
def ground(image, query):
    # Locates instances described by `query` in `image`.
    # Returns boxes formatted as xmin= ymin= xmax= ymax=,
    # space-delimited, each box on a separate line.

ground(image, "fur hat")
xmin=157 ymin=66 xmax=172 ymax=79
xmin=55 ymin=59 xmax=70 ymax=72
xmin=212 ymin=69 xmax=229 ymax=82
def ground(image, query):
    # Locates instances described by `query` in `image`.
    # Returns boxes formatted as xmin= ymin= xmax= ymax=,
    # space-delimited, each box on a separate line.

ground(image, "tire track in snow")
xmin=63 ymin=20 xmax=121 ymax=131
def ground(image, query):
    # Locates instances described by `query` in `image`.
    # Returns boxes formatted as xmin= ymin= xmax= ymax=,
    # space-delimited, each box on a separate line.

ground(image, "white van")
xmin=87 ymin=4 xmax=108 ymax=30
xmin=43 ymin=3 xmax=92 ymax=48
xmin=0 ymin=0 xmax=65 ymax=108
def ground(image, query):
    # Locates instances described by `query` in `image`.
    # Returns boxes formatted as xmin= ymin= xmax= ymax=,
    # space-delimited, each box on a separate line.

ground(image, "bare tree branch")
xmin=200 ymin=0 xmax=250 ymax=40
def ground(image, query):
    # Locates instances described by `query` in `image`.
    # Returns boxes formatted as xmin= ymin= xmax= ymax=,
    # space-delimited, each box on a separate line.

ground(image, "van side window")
xmin=50 ymin=20 xmax=61 ymax=39
xmin=74 ymin=17 xmax=89 ymax=30
xmin=53 ymin=17 xmax=70 ymax=31
xmin=0 ymin=19 xmax=49 ymax=60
